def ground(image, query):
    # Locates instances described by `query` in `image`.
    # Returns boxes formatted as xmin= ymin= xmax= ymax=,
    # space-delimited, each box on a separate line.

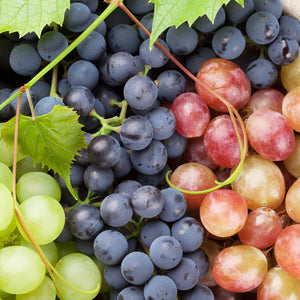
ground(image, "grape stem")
xmin=49 ymin=65 xmax=62 ymax=99
xmin=25 ymin=88 xmax=36 ymax=120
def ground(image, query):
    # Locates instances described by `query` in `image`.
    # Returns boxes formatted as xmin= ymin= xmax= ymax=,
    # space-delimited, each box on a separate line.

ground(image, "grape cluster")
xmin=1 ymin=0 xmax=300 ymax=299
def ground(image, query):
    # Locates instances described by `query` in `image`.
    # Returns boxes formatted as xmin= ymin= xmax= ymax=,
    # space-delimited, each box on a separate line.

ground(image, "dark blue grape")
xmin=64 ymin=3 xmax=92 ymax=33
xmin=166 ymin=23 xmax=198 ymax=55
xmin=159 ymin=188 xmax=187 ymax=222
xmin=184 ymin=248 xmax=210 ymax=279
xmin=133 ymin=55 xmax=145 ymax=73
xmin=77 ymin=31 xmax=106 ymax=61
xmin=125 ymin=0 xmax=154 ymax=15
xmin=68 ymin=204 xmax=103 ymax=240
xmin=117 ymin=286 xmax=144 ymax=300
xmin=57 ymin=78 xmax=71 ymax=98
xmin=253 ymin=0 xmax=282 ymax=19
xmin=108 ymin=24 xmax=140 ymax=54
xmin=76 ymin=132 xmax=92 ymax=166
xmin=105 ymin=8 xmax=132 ymax=29
xmin=30 ymin=81 xmax=51 ymax=101
xmin=185 ymin=47 xmax=217 ymax=75
xmin=120 ymin=115 xmax=153 ymax=150
xmin=268 ymin=34 xmax=299 ymax=66
xmin=212 ymin=26 xmax=246 ymax=60
xmin=83 ymin=164 xmax=114 ymax=192
xmin=35 ymin=96 xmax=65 ymax=116
xmin=130 ymin=99 xmax=160 ymax=116
xmin=171 ymin=217 xmax=204 ymax=252
xmin=121 ymin=251 xmax=154 ymax=285
xmin=9 ymin=43 xmax=41 ymax=76
xmin=138 ymin=12 xmax=154 ymax=40
xmin=130 ymin=140 xmax=168 ymax=175
xmin=112 ymin=148 xmax=132 ymax=178
xmin=183 ymin=284 xmax=214 ymax=300
xmin=246 ymin=11 xmax=279 ymax=44
xmin=114 ymin=180 xmax=142 ymax=197
xmin=131 ymin=185 xmax=164 ymax=218
xmin=279 ymin=15 xmax=300 ymax=43
xmin=71 ymin=0 xmax=98 ymax=13
xmin=193 ymin=7 xmax=226 ymax=32
xmin=37 ymin=31 xmax=68 ymax=62
xmin=74 ymin=238 xmax=94 ymax=256
xmin=246 ymin=58 xmax=278 ymax=88
xmin=140 ymin=220 xmax=171 ymax=247
xmin=139 ymin=38 xmax=170 ymax=68
xmin=105 ymin=265 xmax=129 ymax=290
xmin=91 ymin=14 xmax=107 ymax=36
xmin=156 ymin=70 xmax=186 ymax=102
xmin=150 ymin=235 xmax=183 ymax=269
xmin=166 ymin=257 xmax=200 ymax=291
xmin=162 ymin=131 xmax=187 ymax=159
xmin=224 ymin=0 xmax=254 ymax=23
xmin=0 ymin=88 xmax=13 ymax=120
xmin=146 ymin=106 xmax=176 ymax=140
xmin=124 ymin=74 xmax=158 ymax=110
xmin=100 ymin=193 xmax=133 ymax=227
xmin=232 ymin=52 xmax=257 ymax=73
xmin=143 ymin=275 xmax=177 ymax=300
xmin=63 ymin=86 xmax=94 ymax=116
xmin=67 ymin=60 xmax=99 ymax=90
xmin=56 ymin=163 xmax=85 ymax=189
xmin=56 ymin=202 xmax=73 ymax=243
xmin=94 ymin=230 xmax=128 ymax=265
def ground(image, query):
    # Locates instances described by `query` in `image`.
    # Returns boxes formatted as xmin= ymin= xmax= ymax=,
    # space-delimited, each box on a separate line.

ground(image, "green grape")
xmin=4 ymin=296 xmax=16 ymax=300
xmin=0 ymin=246 xmax=45 ymax=294
xmin=19 ymin=237 xmax=58 ymax=267
xmin=17 ymin=172 xmax=61 ymax=203
xmin=0 ymin=289 xmax=10 ymax=298
xmin=0 ymin=124 xmax=13 ymax=167
xmin=92 ymin=256 xmax=111 ymax=294
xmin=0 ymin=183 xmax=16 ymax=238
xmin=16 ymin=276 xmax=56 ymax=300
xmin=0 ymin=162 xmax=12 ymax=192
xmin=19 ymin=195 xmax=65 ymax=245
xmin=56 ymin=241 xmax=79 ymax=260
xmin=54 ymin=253 xmax=101 ymax=300
xmin=16 ymin=157 xmax=48 ymax=181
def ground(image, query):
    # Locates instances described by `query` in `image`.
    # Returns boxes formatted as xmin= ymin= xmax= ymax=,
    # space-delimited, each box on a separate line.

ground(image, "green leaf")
xmin=0 ymin=0 xmax=70 ymax=37
xmin=0 ymin=106 xmax=86 ymax=198
xmin=149 ymin=0 xmax=244 ymax=48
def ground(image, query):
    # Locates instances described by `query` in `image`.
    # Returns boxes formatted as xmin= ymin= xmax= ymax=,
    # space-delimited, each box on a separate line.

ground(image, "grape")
xmin=107 ymin=24 xmax=140 ymax=54
xmin=166 ymin=257 xmax=200 ymax=291
xmin=162 ymin=131 xmax=187 ymax=159
xmin=0 ymin=88 xmax=13 ymax=120
xmin=77 ymin=31 xmax=106 ymax=61
xmin=212 ymin=26 xmax=245 ymax=60
xmin=224 ymin=0 xmax=254 ymax=23
xmin=57 ymin=78 xmax=71 ymax=98
xmin=138 ymin=12 xmax=154 ymax=40
xmin=119 ymin=115 xmax=153 ymax=150
xmin=268 ymin=34 xmax=299 ymax=66
xmin=200 ymin=189 xmax=248 ymax=238
xmin=91 ymin=14 xmax=107 ymax=36
xmin=94 ymin=230 xmax=128 ymax=265
xmin=34 ymin=96 xmax=65 ymax=116
xmin=182 ymin=284 xmax=214 ymax=300
xmin=16 ymin=171 xmax=61 ymax=203
xmin=130 ymin=140 xmax=168 ymax=175
xmin=238 ymin=207 xmax=282 ymax=249
xmin=30 ymin=81 xmax=51 ymax=101
xmin=114 ymin=180 xmax=142 ymax=197
xmin=117 ymin=286 xmax=144 ymax=300
xmin=100 ymin=193 xmax=133 ymax=227
xmin=0 ymin=183 xmax=15 ymax=237
xmin=9 ymin=43 xmax=41 ymax=76
xmin=131 ymin=185 xmax=164 ymax=218
xmin=72 ymin=0 xmax=98 ymax=12
xmin=150 ymin=235 xmax=183 ymax=269
xmin=246 ymin=110 xmax=295 ymax=161
xmin=213 ymin=245 xmax=268 ymax=292
xmin=87 ymin=135 xmax=121 ymax=168
xmin=67 ymin=60 xmax=99 ymax=90
xmin=246 ymin=58 xmax=278 ymax=89
xmin=285 ymin=179 xmax=300 ymax=223
xmin=74 ymin=238 xmax=94 ymax=256
xmin=231 ymin=154 xmax=285 ymax=210
xmin=0 ymin=161 xmax=12 ymax=191
xmin=15 ymin=157 xmax=47 ymax=180
xmin=37 ymin=31 xmax=68 ymax=62
xmin=54 ymin=253 xmax=101 ymax=300
xmin=125 ymin=0 xmax=154 ymax=15
xmin=112 ymin=147 xmax=132 ymax=178
xmin=196 ymin=58 xmax=251 ymax=112
xmin=121 ymin=251 xmax=154 ymax=285
xmin=184 ymin=248 xmax=210 ymax=279
xmin=279 ymin=15 xmax=300 ymax=42
xmin=0 ymin=246 xmax=45 ymax=294
xmin=212 ymin=285 xmax=244 ymax=300
xmin=170 ymin=162 xmax=217 ymax=209
xmin=170 ymin=92 xmax=210 ymax=138
xmin=143 ymin=275 xmax=177 ymax=300
xmin=166 ymin=23 xmax=198 ymax=56
xmin=69 ymin=204 xmax=103 ymax=240
xmin=274 ymin=224 xmax=300 ymax=279
xmin=246 ymin=11 xmax=279 ymax=44
xmin=253 ymin=0 xmax=283 ymax=19
xmin=16 ymin=276 xmax=56 ymax=300
xmin=56 ymin=240 xmax=79 ymax=259
xmin=140 ymin=220 xmax=170 ymax=247
xmin=55 ymin=163 xmax=85 ymax=189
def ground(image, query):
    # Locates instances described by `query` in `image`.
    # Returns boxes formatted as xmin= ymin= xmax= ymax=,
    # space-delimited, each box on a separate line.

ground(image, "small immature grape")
xmin=281 ymin=48 xmax=300 ymax=91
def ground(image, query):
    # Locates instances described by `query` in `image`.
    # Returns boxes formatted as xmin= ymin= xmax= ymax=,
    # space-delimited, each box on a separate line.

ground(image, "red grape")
xmin=195 ymin=58 xmax=251 ymax=112
xmin=282 ymin=86 xmax=300 ymax=132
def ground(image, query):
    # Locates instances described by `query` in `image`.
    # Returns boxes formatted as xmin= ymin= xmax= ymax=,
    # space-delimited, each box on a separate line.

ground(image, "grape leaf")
xmin=0 ymin=0 xmax=70 ymax=37
xmin=149 ymin=0 xmax=244 ymax=47
xmin=0 ymin=106 xmax=86 ymax=197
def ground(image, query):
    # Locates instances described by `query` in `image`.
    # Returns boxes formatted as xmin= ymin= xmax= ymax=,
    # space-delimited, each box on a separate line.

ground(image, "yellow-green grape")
xmin=0 ymin=124 xmax=13 ymax=167
xmin=0 ymin=288 xmax=10 ymax=298
xmin=16 ymin=157 xmax=48 ymax=181
xmin=92 ymin=256 xmax=111 ymax=293
xmin=0 ymin=162 xmax=12 ymax=192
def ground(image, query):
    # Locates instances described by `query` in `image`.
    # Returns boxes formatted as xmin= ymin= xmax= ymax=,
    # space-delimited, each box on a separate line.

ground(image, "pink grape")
xmin=203 ymin=115 xmax=247 ymax=168
xmin=285 ymin=179 xmax=300 ymax=223
xmin=274 ymin=224 xmax=300 ymax=280
xmin=170 ymin=92 xmax=210 ymax=138
xmin=213 ymin=245 xmax=268 ymax=293
xmin=246 ymin=110 xmax=295 ymax=161
xmin=282 ymin=86 xmax=300 ymax=132
xmin=196 ymin=58 xmax=251 ymax=112
xmin=170 ymin=162 xmax=216 ymax=209
xmin=257 ymin=267 xmax=300 ymax=299
xmin=238 ymin=207 xmax=282 ymax=249
xmin=200 ymin=189 xmax=248 ymax=238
